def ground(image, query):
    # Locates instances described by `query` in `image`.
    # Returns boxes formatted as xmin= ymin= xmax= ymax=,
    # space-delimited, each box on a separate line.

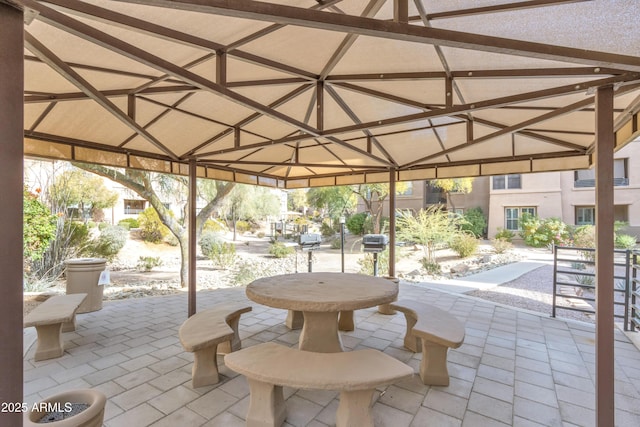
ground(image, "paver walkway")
xmin=23 ymin=282 xmax=640 ymax=426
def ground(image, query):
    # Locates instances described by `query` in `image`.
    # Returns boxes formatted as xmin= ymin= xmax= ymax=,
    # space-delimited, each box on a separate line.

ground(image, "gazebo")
xmin=1 ymin=1 xmax=639 ymax=425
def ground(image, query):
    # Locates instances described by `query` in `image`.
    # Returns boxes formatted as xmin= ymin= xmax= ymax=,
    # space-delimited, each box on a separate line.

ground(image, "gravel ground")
xmin=24 ymin=234 xmax=608 ymax=325
xmin=467 ymin=264 xmax=597 ymax=323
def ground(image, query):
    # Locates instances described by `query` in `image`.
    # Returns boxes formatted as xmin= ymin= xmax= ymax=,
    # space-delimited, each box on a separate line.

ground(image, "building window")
xmin=574 ymin=159 xmax=628 ymax=187
xmin=505 ymin=207 xmax=536 ymax=231
xmin=576 ymin=206 xmax=595 ymax=225
xmin=493 ymin=174 xmax=521 ymax=190
xmin=124 ymin=199 xmax=146 ymax=215
xmin=575 ymin=205 xmax=628 ymax=225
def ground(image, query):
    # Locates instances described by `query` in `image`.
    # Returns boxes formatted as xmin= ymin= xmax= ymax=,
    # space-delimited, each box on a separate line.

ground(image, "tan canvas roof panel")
xmin=16 ymin=0 xmax=640 ymax=187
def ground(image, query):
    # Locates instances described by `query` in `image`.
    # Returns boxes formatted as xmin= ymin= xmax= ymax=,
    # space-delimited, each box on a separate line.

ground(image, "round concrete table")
xmin=246 ymin=272 xmax=398 ymax=353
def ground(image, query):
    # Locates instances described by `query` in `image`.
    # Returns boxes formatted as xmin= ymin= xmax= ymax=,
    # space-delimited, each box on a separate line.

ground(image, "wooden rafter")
xmin=20 ymin=0 xmax=322 ymax=140
xmin=24 ymin=30 xmax=180 ymax=159
xmin=406 ymin=0 xmax=592 ymax=22
xmin=118 ymin=0 xmax=640 ymax=71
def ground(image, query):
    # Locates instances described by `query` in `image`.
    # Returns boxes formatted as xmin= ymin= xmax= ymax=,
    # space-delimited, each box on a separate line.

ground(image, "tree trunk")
xmin=179 ymin=231 xmax=189 ymax=288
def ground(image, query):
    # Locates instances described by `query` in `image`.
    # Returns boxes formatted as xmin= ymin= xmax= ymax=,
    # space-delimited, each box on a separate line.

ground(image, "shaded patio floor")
xmin=23 ymin=283 xmax=640 ymax=427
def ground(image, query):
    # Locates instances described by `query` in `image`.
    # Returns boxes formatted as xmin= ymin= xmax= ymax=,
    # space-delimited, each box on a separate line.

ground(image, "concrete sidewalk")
xmin=412 ymin=261 xmax=550 ymax=294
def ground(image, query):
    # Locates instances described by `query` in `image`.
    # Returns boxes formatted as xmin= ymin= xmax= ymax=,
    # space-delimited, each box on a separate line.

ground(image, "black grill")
xmin=298 ymin=233 xmax=321 ymax=251
xmin=362 ymin=234 xmax=389 ymax=253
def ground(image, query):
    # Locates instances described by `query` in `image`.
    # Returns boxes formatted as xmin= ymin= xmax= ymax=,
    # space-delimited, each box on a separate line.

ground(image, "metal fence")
xmin=552 ymin=246 xmax=634 ymax=331
xmin=632 ymin=251 xmax=640 ymax=331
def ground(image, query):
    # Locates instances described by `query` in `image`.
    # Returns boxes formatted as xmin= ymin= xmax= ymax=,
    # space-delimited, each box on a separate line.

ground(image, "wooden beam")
xmin=388 ymin=167 xmax=396 ymax=278
xmin=393 ymin=0 xmax=408 ymax=23
xmin=20 ymin=0 xmax=321 ymax=138
xmin=409 ymin=0 xmax=592 ymax=21
xmin=324 ymin=74 xmax=640 ymax=137
xmin=319 ymin=0 xmax=386 ymax=80
xmin=39 ymin=0 xmax=318 ymax=80
xmin=188 ymin=158 xmax=197 ymax=317
xmin=0 ymin=4 xmax=24 ymax=426
xmin=119 ymin=0 xmax=640 ymax=71
xmin=24 ymin=31 xmax=180 ymax=160
xmin=594 ymin=85 xmax=615 ymax=427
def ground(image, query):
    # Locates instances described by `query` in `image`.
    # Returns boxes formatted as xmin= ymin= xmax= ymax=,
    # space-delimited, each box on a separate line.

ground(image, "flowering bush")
xmin=520 ymin=213 xmax=569 ymax=248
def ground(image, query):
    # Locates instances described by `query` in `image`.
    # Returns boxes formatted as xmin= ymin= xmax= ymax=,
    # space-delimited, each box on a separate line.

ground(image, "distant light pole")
xmin=340 ymin=216 xmax=346 ymax=273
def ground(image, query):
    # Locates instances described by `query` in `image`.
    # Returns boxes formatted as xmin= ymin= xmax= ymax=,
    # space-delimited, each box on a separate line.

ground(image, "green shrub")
xmin=346 ymin=213 xmax=368 ymax=235
xmin=164 ymin=234 xmax=179 ymax=246
xmin=137 ymin=256 xmax=163 ymax=272
xmin=235 ymin=220 xmax=251 ymax=233
xmin=519 ymin=213 xmax=569 ymax=248
xmin=358 ymin=248 xmax=390 ymax=276
xmin=491 ymin=238 xmax=513 ymax=254
xmin=23 ymin=188 xmax=57 ymax=262
xmin=269 ymin=241 xmax=295 ymax=258
xmin=615 ymin=234 xmax=637 ymax=249
xmin=90 ymin=225 xmax=127 ymax=260
xmin=209 ymin=241 xmax=237 ymax=269
xmin=330 ymin=238 xmax=342 ymax=249
xmin=420 ymin=258 xmax=442 ymax=276
xmin=138 ymin=207 xmax=169 ymax=243
xmin=118 ymin=218 xmax=139 ymax=229
xmin=449 ymin=233 xmax=478 ymax=258
xmin=67 ymin=221 xmax=91 ymax=250
xmin=204 ymin=218 xmax=227 ymax=233
xmin=494 ymin=227 xmax=515 ymax=242
xmin=571 ymin=225 xmax=595 ymax=249
xmin=233 ymin=260 xmax=260 ymax=286
xmin=199 ymin=232 xmax=222 ymax=258
xmin=320 ymin=221 xmax=336 ymax=237
xmin=461 ymin=207 xmax=487 ymax=238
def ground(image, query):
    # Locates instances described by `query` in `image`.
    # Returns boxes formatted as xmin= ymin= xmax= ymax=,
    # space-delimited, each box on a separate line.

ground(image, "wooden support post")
xmin=389 ymin=168 xmax=396 ymax=278
xmin=393 ymin=0 xmax=408 ymax=24
xmin=188 ymin=159 xmax=197 ymax=317
xmin=595 ymin=85 xmax=615 ymax=427
xmin=0 ymin=4 xmax=24 ymax=426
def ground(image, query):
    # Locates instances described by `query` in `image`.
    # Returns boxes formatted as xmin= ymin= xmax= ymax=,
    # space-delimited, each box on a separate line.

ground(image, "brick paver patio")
xmin=23 ymin=282 xmax=640 ymax=426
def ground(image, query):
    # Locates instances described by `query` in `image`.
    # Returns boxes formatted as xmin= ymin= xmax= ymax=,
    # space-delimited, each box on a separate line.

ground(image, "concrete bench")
xmin=179 ymin=302 xmax=252 ymax=388
xmin=224 ymin=342 xmax=413 ymax=427
xmin=390 ymin=300 xmax=465 ymax=386
xmin=24 ymin=293 xmax=87 ymax=361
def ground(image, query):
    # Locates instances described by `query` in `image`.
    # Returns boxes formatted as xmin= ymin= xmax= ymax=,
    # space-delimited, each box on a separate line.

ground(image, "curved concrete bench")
xmin=225 ymin=342 xmax=413 ymax=427
xmin=24 ymin=293 xmax=87 ymax=361
xmin=390 ymin=300 xmax=465 ymax=386
xmin=179 ymin=302 xmax=252 ymax=388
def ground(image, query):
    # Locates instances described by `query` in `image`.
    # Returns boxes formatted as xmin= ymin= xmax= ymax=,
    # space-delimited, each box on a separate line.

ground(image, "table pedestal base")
xmin=338 ymin=310 xmax=354 ymax=331
xmin=299 ymin=311 xmax=343 ymax=353
xmin=285 ymin=310 xmax=304 ymax=329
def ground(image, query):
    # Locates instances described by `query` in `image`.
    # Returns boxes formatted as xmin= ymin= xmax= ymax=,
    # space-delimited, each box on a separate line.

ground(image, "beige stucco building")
xmin=364 ymin=140 xmax=640 ymax=240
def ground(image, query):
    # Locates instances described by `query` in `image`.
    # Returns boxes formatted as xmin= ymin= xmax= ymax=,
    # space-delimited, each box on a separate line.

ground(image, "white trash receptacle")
xmin=65 ymin=258 xmax=107 ymax=313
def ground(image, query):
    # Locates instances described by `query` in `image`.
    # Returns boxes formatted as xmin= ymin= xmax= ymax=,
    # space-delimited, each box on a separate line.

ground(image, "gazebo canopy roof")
xmin=20 ymin=0 xmax=640 ymax=187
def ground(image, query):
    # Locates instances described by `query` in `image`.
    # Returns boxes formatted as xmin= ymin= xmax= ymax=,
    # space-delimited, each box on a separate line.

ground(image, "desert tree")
xmin=74 ymin=162 xmax=234 ymax=287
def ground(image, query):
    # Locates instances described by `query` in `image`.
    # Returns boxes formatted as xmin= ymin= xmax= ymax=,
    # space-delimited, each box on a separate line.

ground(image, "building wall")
xmin=487 ymin=172 xmax=563 ymax=237
xmin=487 ymin=140 xmax=640 ymax=238
xmin=449 ymin=177 xmax=490 ymax=216
xmin=560 ymin=141 xmax=640 ymax=237
xmin=347 ymin=140 xmax=640 ymax=240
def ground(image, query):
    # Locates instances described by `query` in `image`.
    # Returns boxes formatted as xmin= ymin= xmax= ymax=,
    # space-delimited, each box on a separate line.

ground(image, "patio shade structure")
xmin=2 ymin=0 xmax=640 ymax=425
